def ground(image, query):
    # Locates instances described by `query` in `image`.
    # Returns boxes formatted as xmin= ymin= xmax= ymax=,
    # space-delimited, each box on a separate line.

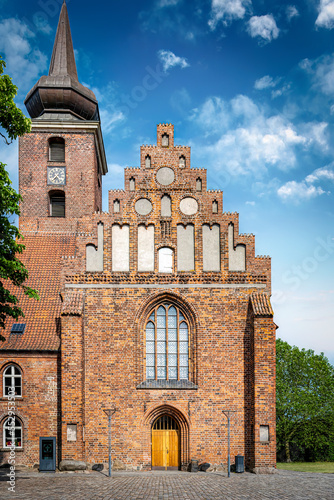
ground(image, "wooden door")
xmin=152 ymin=416 xmax=180 ymax=469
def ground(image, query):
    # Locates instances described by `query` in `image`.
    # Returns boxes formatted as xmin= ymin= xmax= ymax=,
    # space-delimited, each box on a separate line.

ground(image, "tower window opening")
xmin=145 ymin=155 xmax=151 ymax=168
xmin=129 ymin=177 xmax=136 ymax=191
xmin=196 ymin=178 xmax=202 ymax=192
xmin=162 ymin=133 xmax=169 ymax=147
xmin=179 ymin=156 xmax=186 ymax=168
xmin=50 ymin=191 xmax=65 ymax=217
xmin=49 ymin=137 xmax=65 ymax=162
xmin=114 ymin=199 xmax=120 ymax=213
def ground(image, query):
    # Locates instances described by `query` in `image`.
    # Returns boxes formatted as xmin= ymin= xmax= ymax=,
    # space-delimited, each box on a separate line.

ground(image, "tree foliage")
xmin=0 ymin=55 xmax=38 ymax=340
xmin=0 ymin=57 xmax=31 ymax=145
xmin=276 ymin=338 xmax=334 ymax=462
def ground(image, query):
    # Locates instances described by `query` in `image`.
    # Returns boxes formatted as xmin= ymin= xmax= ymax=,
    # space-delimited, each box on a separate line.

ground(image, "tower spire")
xmin=24 ymin=1 xmax=99 ymax=121
xmin=48 ymin=0 xmax=78 ymax=80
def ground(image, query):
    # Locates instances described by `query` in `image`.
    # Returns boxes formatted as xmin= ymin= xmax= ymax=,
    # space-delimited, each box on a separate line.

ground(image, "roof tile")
xmin=250 ymin=292 xmax=274 ymax=317
xmin=0 ymin=235 xmax=76 ymax=351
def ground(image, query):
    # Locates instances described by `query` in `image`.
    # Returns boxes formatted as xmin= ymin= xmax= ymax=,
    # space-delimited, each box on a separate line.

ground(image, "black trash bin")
xmin=235 ymin=454 xmax=244 ymax=473
xmin=190 ymin=459 xmax=199 ymax=472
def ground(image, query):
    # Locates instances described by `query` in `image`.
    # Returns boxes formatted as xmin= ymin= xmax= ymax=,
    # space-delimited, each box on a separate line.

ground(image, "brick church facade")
xmin=0 ymin=2 xmax=276 ymax=472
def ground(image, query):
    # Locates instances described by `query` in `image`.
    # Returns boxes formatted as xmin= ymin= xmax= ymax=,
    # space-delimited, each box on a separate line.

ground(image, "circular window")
xmin=135 ymin=198 xmax=153 ymax=215
xmin=156 ymin=167 xmax=175 ymax=186
xmin=179 ymin=197 xmax=198 ymax=215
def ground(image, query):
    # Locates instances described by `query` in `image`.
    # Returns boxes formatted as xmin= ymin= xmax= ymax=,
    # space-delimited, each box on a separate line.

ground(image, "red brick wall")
xmin=19 ymin=129 xmax=101 ymax=233
xmin=0 ymin=353 xmax=59 ymax=467
xmin=13 ymin=123 xmax=276 ymax=471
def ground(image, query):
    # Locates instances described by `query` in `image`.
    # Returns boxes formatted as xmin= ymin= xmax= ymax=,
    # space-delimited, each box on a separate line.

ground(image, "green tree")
xmin=276 ymin=338 xmax=334 ymax=462
xmin=0 ymin=55 xmax=39 ymax=340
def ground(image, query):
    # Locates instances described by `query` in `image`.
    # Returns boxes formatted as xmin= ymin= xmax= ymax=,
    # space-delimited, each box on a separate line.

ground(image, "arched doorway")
xmin=152 ymin=415 xmax=180 ymax=470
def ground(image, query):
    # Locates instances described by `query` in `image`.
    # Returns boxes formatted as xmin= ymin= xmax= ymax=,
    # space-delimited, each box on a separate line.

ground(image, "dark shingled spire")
xmin=48 ymin=0 xmax=78 ymax=80
xmin=24 ymin=1 xmax=99 ymax=121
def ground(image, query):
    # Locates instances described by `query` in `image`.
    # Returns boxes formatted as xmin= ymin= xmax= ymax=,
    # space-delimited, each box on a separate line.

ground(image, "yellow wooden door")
xmin=168 ymin=430 xmax=180 ymax=467
xmin=152 ymin=429 xmax=180 ymax=468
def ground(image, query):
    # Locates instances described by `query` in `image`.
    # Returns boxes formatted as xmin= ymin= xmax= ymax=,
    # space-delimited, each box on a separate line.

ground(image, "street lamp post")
xmin=103 ymin=407 xmax=117 ymax=477
xmin=222 ymin=410 xmax=236 ymax=478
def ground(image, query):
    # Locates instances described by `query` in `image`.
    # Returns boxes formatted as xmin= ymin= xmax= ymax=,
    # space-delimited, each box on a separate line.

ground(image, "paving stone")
xmin=0 ymin=469 xmax=333 ymax=500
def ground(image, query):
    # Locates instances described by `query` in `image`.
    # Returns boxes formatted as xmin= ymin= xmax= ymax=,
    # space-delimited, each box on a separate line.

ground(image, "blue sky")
xmin=1 ymin=0 xmax=333 ymax=363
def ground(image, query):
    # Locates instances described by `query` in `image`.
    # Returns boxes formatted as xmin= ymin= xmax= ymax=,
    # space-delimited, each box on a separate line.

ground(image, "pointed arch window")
xmin=162 ymin=133 xmax=169 ymax=147
xmin=129 ymin=177 xmax=136 ymax=191
xmin=145 ymin=155 xmax=151 ymax=168
xmin=113 ymin=199 xmax=120 ymax=213
xmin=3 ymin=417 xmax=22 ymax=448
xmin=145 ymin=303 xmax=189 ymax=381
xmin=179 ymin=155 xmax=186 ymax=168
xmin=3 ymin=365 xmax=22 ymax=397
xmin=49 ymin=137 xmax=65 ymax=162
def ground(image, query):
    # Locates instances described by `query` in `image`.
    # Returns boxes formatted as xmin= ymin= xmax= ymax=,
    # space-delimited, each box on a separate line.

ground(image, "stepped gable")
xmin=24 ymin=1 xmax=99 ymax=121
xmin=0 ymin=235 xmax=76 ymax=350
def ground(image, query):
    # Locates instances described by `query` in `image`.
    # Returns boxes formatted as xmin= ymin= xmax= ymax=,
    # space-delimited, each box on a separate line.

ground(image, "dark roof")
xmin=0 ymin=235 xmax=76 ymax=351
xmin=24 ymin=0 xmax=99 ymax=121
xmin=250 ymin=292 xmax=274 ymax=317
xmin=49 ymin=0 xmax=78 ymax=80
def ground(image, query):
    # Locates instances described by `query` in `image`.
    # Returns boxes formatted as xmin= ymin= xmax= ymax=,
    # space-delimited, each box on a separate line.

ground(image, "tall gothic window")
xmin=145 ymin=304 xmax=189 ymax=381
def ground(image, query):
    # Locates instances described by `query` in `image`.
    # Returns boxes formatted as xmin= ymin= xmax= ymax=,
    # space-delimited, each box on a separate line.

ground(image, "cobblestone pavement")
xmin=0 ymin=468 xmax=333 ymax=500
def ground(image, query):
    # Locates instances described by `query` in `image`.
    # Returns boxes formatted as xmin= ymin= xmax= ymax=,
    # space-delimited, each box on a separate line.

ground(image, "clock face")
xmin=47 ymin=167 xmax=66 ymax=185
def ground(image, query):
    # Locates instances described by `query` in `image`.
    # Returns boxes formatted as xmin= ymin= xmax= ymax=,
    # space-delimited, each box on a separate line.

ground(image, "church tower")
xmin=19 ymin=0 xmax=107 ymax=233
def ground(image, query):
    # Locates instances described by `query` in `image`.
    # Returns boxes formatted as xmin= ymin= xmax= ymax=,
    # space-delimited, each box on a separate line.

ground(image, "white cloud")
xmin=100 ymin=109 xmax=126 ymax=134
xmin=157 ymin=50 xmax=189 ymax=72
xmin=278 ymin=165 xmax=334 ymax=201
xmin=158 ymin=0 xmax=180 ymax=6
xmin=316 ymin=0 xmax=334 ymax=29
xmin=271 ymin=83 xmax=291 ymax=98
xmin=286 ymin=5 xmax=299 ymax=21
xmin=190 ymin=95 xmax=314 ymax=177
xmin=254 ymin=75 xmax=291 ymax=98
xmin=277 ymin=181 xmax=325 ymax=200
xmin=208 ymin=0 xmax=252 ymax=29
xmin=246 ymin=200 xmax=256 ymax=205
xmin=0 ymin=18 xmax=47 ymax=89
xmin=313 ymin=54 xmax=334 ymax=94
xmin=254 ymin=75 xmax=277 ymax=90
xmin=305 ymin=165 xmax=334 ymax=182
xmin=299 ymin=53 xmax=334 ymax=99
xmin=247 ymin=14 xmax=279 ymax=42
